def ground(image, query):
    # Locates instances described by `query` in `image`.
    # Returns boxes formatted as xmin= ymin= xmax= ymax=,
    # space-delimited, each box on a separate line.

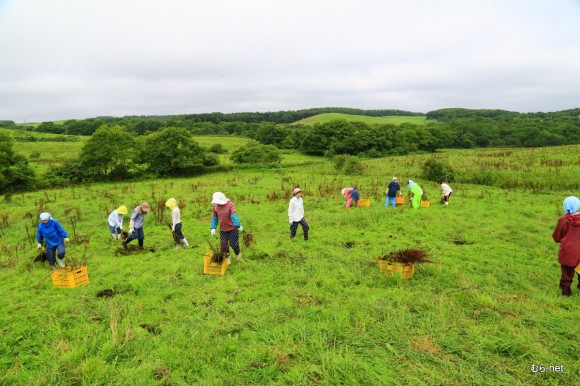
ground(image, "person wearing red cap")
xmin=288 ymin=187 xmax=309 ymax=241
xmin=122 ymin=202 xmax=149 ymax=249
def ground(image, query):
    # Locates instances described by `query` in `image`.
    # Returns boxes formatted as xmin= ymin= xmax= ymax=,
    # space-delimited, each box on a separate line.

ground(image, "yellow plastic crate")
xmin=395 ymin=196 xmax=405 ymax=205
xmin=203 ymin=251 xmax=228 ymax=275
xmin=358 ymin=198 xmax=370 ymax=207
xmin=51 ymin=266 xmax=89 ymax=288
xmin=420 ymin=200 xmax=430 ymax=208
xmin=379 ymin=261 xmax=414 ymax=279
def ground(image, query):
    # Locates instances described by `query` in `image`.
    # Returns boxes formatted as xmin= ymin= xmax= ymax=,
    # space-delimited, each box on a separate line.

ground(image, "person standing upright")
xmin=288 ymin=187 xmax=309 ymax=241
xmin=210 ymin=192 xmax=243 ymax=265
xmin=385 ymin=177 xmax=401 ymax=207
xmin=552 ymin=196 xmax=580 ymax=297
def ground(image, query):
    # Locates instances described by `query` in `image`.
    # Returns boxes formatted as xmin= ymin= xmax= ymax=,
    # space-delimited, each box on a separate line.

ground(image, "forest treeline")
xmin=1 ymin=107 xmax=579 ymax=193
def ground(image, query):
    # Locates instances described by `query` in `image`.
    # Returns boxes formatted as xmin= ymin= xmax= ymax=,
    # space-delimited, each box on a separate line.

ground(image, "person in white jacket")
xmin=438 ymin=181 xmax=453 ymax=205
xmin=108 ymin=206 xmax=128 ymax=239
xmin=166 ymin=197 xmax=189 ymax=248
xmin=288 ymin=188 xmax=309 ymax=241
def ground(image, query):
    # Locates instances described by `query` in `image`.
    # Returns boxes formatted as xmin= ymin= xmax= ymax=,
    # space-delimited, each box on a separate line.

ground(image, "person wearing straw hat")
xmin=210 ymin=192 xmax=243 ymax=265
xmin=385 ymin=177 xmax=401 ymax=208
xmin=288 ymin=187 xmax=309 ymax=241
xmin=36 ymin=212 xmax=70 ymax=270
xmin=122 ymin=202 xmax=149 ymax=250
xmin=166 ymin=197 xmax=189 ymax=248
xmin=107 ymin=205 xmax=128 ymax=240
xmin=407 ymin=180 xmax=423 ymax=209
xmin=552 ymin=196 xmax=580 ymax=297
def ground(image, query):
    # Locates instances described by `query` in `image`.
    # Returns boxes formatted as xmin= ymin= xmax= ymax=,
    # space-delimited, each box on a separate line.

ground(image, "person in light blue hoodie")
xmin=37 ymin=212 xmax=70 ymax=270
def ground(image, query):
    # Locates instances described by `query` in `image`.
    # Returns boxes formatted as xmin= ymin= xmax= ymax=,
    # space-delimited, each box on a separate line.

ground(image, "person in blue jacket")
xmin=37 ymin=212 xmax=70 ymax=270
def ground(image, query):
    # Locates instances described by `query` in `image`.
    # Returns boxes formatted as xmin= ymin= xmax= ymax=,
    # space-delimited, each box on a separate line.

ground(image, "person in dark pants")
xmin=385 ymin=177 xmax=401 ymax=207
xmin=288 ymin=187 xmax=309 ymax=241
xmin=166 ymin=197 xmax=189 ymax=248
xmin=210 ymin=192 xmax=243 ymax=265
xmin=552 ymin=196 xmax=580 ymax=296
xmin=122 ymin=202 xmax=149 ymax=249
xmin=37 ymin=212 xmax=70 ymax=270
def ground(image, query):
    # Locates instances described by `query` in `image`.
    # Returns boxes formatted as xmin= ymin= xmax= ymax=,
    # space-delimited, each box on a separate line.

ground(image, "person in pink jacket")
xmin=341 ymin=187 xmax=360 ymax=208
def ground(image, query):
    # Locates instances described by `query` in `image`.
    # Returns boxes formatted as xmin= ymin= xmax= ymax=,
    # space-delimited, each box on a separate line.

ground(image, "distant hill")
xmin=292 ymin=113 xmax=427 ymax=126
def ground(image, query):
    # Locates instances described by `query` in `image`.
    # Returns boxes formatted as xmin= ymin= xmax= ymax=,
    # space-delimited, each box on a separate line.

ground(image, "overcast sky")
xmin=1 ymin=0 xmax=579 ymax=123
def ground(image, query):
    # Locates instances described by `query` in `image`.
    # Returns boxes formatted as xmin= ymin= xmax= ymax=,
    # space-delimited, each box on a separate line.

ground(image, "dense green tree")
xmin=0 ymin=130 xmax=35 ymax=193
xmin=80 ymin=125 xmax=136 ymax=179
xmin=140 ymin=127 xmax=213 ymax=176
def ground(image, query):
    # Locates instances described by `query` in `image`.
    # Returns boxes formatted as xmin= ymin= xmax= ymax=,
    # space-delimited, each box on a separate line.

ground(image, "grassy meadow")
xmin=1 ymin=141 xmax=579 ymax=385
xmin=292 ymin=113 xmax=427 ymax=126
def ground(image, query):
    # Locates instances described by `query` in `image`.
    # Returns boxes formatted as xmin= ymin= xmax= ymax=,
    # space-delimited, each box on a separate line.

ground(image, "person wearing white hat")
xmin=37 ymin=212 xmax=70 ymax=270
xmin=341 ymin=186 xmax=360 ymax=208
xmin=122 ymin=202 xmax=150 ymax=249
xmin=210 ymin=192 xmax=243 ymax=264
xmin=108 ymin=205 xmax=128 ymax=240
xmin=288 ymin=187 xmax=309 ymax=241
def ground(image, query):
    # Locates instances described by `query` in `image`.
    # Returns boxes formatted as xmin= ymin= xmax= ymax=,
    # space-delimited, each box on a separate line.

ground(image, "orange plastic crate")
xmin=395 ymin=196 xmax=405 ymax=205
xmin=51 ymin=266 xmax=89 ymax=288
xmin=358 ymin=198 xmax=370 ymax=207
xmin=378 ymin=260 xmax=414 ymax=279
xmin=420 ymin=200 xmax=430 ymax=208
xmin=203 ymin=251 xmax=228 ymax=275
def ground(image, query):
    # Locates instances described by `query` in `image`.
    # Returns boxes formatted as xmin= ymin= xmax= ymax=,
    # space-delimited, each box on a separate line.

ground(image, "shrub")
xmin=422 ymin=158 xmax=455 ymax=182
xmin=209 ymin=143 xmax=227 ymax=154
xmin=332 ymin=155 xmax=364 ymax=175
xmin=230 ymin=143 xmax=281 ymax=165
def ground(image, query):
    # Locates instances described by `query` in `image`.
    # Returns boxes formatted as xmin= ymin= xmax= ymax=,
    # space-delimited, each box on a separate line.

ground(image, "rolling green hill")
xmin=292 ymin=113 xmax=427 ymax=126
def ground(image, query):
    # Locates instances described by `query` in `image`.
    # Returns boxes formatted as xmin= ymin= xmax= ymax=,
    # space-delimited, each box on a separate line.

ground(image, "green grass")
xmin=0 ymin=147 xmax=579 ymax=384
xmin=293 ymin=113 xmax=427 ymax=126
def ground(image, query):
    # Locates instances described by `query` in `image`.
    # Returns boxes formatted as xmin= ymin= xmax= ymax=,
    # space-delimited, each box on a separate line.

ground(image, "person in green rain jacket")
xmin=408 ymin=180 xmax=423 ymax=209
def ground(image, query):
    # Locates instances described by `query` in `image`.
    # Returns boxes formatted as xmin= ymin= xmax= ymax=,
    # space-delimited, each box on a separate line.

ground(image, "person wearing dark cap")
xmin=37 ymin=212 xmax=70 ymax=270
xmin=288 ymin=187 xmax=309 ymax=241
xmin=122 ymin=202 xmax=149 ymax=249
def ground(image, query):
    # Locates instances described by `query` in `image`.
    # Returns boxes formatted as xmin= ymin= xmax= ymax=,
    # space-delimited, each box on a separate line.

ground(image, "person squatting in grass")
xmin=342 ymin=186 xmax=360 ymax=208
xmin=407 ymin=180 xmax=423 ymax=209
xmin=107 ymin=205 xmax=128 ymax=240
xmin=37 ymin=212 xmax=70 ymax=270
xmin=385 ymin=177 xmax=401 ymax=208
xmin=122 ymin=202 xmax=149 ymax=249
xmin=210 ymin=192 xmax=243 ymax=265
xmin=166 ymin=197 xmax=189 ymax=248
xmin=438 ymin=181 xmax=453 ymax=205
xmin=552 ymin=196 xmax=580 ymax=297
xmin=288 ymin=187 xmax=309 ymax=241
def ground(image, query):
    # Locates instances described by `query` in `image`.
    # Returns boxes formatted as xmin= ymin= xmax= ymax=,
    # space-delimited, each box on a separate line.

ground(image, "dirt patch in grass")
xmin=97 ymin=289 xmax=115 ymax=298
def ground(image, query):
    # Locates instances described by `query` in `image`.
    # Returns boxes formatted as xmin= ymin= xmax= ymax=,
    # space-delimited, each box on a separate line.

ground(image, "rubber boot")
xmin=181 ymin=238 xmax=189 ymax=247
xmin=111 ymin=234 xmax=116 ymax=240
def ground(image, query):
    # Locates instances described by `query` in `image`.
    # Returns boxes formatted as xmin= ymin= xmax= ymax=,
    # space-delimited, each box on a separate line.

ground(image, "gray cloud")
xmin=1 ymin=0 xmax=579 ymax=122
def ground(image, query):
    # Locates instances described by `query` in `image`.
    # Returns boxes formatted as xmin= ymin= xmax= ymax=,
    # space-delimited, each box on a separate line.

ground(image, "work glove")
xmin=64 ymin=238 xmax=70 ymax=243
xmin=237 ymin=226 xmax=243 ymax=232
xmin=37 ymin=243 xmax=42 ymax=249
xmin=171 ymin=226 xmax=175 ymax=232
xmin=129 ymin=229 xmax=134 ymax=235
xmin=289 ymin=219 xmax=293 ymax=225
xmin=211 ymin=229 xmax=216 ymax=237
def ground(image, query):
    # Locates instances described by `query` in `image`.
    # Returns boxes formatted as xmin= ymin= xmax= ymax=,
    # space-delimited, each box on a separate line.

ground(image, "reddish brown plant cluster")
xmin=379 ymin=248 xmax=431 ymax=264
